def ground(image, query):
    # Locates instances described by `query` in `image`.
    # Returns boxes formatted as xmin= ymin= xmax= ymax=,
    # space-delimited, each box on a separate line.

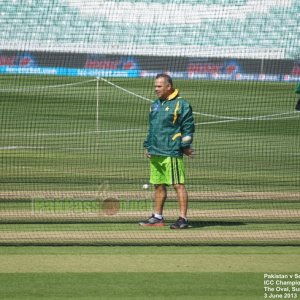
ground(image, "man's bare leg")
xmin=154 ymin=184 xmax=167 ymax=215
xmin=139 ymin=184 xmax=167 ymax=226
xmin=173 ymin=184 xmax=188 ymax=218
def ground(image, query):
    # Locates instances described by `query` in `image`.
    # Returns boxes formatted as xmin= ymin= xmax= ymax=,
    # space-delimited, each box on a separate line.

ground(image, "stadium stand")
xmin=0 ymin=0 xmax=299 ymax=58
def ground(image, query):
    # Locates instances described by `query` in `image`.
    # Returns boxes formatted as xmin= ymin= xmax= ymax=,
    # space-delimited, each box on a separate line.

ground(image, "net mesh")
xmin=0 ymin=0 xmax=299 ymax=245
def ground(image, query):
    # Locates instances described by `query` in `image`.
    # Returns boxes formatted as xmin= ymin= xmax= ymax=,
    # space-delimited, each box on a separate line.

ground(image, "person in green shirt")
xmin=295 ymin=83 xmax=300 ymax=110
xmin=139 ymin=74 xmax=195 ymax=229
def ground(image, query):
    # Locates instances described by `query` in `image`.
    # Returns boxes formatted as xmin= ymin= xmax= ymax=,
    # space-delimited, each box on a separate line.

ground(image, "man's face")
xmin=155 ymin=77 xmax=172 ymax=100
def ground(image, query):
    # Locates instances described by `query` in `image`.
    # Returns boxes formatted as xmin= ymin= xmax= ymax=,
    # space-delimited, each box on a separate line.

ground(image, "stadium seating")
xmin=0 ymin=0 xmax=298 ymax=59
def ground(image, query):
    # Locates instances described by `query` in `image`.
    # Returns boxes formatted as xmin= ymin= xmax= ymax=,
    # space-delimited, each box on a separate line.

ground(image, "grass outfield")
xmin=0 ymin=75 xmax=299 ymax=192
xmin=0 ymin=246 xmax=300 ymax=300
xmin=0 ymin=75 xmax=299 ymax=246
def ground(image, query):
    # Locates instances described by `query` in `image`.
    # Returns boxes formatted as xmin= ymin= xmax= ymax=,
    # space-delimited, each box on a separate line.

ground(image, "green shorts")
xmin=150 ymin=156 xmax=185 ymax=185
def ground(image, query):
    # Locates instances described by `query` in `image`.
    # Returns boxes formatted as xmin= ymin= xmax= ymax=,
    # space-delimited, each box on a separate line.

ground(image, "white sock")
xmin=154 ymin=213 xmax=163 ymax=219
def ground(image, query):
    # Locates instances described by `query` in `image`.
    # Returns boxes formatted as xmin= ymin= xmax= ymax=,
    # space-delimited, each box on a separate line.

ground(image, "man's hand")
xmin=183 ymin=147 xmax=194 ymax=158
xmin=144 ymin=150 xmax=151 ymax=158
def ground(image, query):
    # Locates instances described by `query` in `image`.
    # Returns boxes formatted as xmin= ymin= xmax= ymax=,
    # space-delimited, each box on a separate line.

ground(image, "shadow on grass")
xmin=189 ymin=221 xmax=247 ymax=229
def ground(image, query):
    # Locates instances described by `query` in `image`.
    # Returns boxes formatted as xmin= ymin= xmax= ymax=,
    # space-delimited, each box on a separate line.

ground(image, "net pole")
xmin=260 ymin=58 xmax=264 ymax=75
xmin=96 ymin=77 xmax=99 ymax=131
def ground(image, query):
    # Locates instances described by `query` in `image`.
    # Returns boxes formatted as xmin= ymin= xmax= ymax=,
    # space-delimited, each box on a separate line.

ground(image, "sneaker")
xmin=170 ymin=217 xmax=189 ymax=229
xmin=139 ymin=214 xmax=165 ymax=227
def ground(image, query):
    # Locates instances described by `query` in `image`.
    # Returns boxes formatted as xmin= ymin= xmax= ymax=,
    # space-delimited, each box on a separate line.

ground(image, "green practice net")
xmin=0 ymin=0 xmax=299 ymax=245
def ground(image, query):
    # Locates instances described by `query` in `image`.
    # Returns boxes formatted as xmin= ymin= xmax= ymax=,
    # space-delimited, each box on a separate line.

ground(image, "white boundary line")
xmin=4 ymin=128 xmax=142 ymax=138
xmin=33 ymin=128 xmax=142 ymax=137
xmin=196 ymin=115 xmax=300 ymax=125
xmin=0 ymin=146 xmax=45 ymax=150
xmin=193 ymin=111 xmax=242 ymax=120
xmin=0 ymin=78 xmax=97 ymax=92
xmin=100 ymin=77 xmax=153 ymax=102
xmin=196 ymin=111 xmax=300 ymax=125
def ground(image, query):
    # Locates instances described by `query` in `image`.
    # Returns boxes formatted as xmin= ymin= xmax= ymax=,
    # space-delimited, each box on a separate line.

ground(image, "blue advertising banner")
xmin=0 ymin=66 xmax=140 ymax=78
xmin=0 ymin=51 xmax=299 ymax=82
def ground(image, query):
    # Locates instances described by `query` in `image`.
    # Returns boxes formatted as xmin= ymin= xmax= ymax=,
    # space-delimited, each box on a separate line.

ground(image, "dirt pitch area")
xmin=1 ymin=190 xmax=300 ymax=201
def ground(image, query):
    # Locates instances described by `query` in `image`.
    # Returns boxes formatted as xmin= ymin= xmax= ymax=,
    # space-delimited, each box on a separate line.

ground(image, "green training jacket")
xmin=144 ymin=89 xmax=195 ymax=157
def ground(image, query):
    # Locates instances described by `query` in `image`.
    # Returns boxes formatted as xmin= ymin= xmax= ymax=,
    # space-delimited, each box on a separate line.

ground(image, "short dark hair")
xmin=155 ymin=73 xmax=173 ymax=87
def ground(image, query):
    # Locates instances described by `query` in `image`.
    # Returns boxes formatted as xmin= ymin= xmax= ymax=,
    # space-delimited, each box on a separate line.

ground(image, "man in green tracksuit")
xmin=139 ymin=74 xmax=195 ymax=229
